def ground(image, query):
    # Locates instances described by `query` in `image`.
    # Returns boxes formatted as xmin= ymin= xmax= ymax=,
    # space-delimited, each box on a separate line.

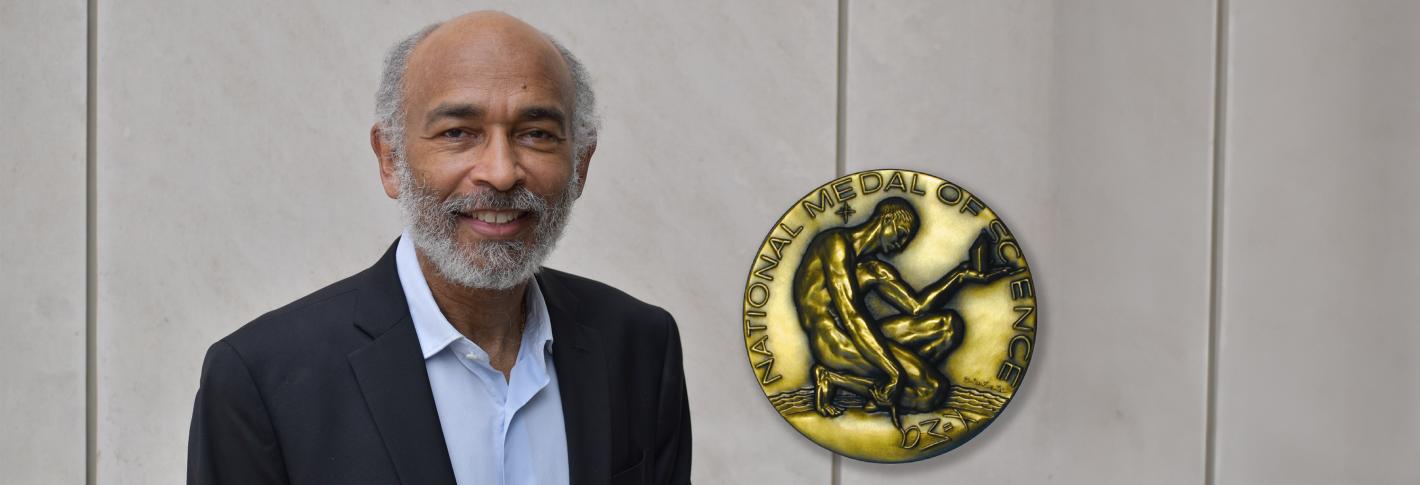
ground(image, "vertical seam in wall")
xmin=86 ymin=0 xmax=98 ymax=483
xmin=1205 ymin=0 xmax=1229 ymax=484
xmin=829 ymin=0 xmax=840 ymax=180
xmin=835 ymin=0 xmax=848 ymax=181
xmin=831 ymin=0 xmax=847 ymax=482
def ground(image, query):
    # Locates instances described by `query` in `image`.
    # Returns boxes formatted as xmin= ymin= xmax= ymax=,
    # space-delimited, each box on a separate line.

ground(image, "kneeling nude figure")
xmin=793 ymin=198 xmax=1009 ymax=424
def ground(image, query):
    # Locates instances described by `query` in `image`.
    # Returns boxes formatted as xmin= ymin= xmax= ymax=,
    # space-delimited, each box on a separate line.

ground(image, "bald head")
xmin=373 ymin=11 xmax=598 ymax=163
xmin=407 ymin=12 xmax=573 ymax=115
xmin=414 ymin=11 xmax=569 ymax=78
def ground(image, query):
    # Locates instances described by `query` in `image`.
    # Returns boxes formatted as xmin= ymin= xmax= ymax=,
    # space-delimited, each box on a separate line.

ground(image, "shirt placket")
xmin=453 ymin=339 xmax=510 ymax=485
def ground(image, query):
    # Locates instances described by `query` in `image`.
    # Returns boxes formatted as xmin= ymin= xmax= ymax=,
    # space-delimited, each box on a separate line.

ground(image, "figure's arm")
xmin=822 ymin=237 xmax=901 ymax=388
xmin=916 ymin=264 xmax=1014 ymax=311
xmin=863 ymin=260 xmax=1013 ymax=315
xmin=858 ymin=260 xmax=926 ymax=314
xmin=188 ymin=341 xmax=289 ymax=485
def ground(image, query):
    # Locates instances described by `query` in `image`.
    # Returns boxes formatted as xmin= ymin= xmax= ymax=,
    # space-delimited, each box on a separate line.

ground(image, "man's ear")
xmin=371 ymin=124 xmax=400 ymax=199
xmin=574 ymin=139 xmax=595 ymax=199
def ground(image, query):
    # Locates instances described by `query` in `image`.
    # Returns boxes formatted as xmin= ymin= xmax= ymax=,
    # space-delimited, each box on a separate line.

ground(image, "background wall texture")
xmin=1 ymin=1 xmax=1416 ymax=484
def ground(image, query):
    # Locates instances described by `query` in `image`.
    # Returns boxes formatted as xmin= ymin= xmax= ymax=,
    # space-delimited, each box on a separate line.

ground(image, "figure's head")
xmin=370 ymin=11 xmax=600 ymax=290
xmin=866 ymin=198 xmax=918 ymax=255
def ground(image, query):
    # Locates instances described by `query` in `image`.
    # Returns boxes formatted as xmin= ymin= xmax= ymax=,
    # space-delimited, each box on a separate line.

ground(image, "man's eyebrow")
xmin=424 ymin=103 xmax=485 ymax=128
xmin=517 ymin=106 xmax=566 ymax=125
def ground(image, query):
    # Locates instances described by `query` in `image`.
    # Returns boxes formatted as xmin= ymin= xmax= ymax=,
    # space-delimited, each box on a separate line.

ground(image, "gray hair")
xmin=374 ymin=22 xmax=600 ymax=164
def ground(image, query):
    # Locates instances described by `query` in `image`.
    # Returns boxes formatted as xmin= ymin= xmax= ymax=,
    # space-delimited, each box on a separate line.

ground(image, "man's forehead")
xmin=404 ymin=13 xmax=574 ymax=108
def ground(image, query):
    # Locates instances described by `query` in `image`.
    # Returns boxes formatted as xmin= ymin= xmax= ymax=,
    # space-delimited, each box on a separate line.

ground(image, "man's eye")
xmin=441 ymin=128 xmax=469 ymax=139
xmin=517 ymin=129 xmax=563 ymax=149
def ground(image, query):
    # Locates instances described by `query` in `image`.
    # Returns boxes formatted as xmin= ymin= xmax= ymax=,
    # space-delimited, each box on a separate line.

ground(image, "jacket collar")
xmin=351 ymin=239 xmax=410 ymax=339
xmin=346 ymin=239 xmax=458 ymax=485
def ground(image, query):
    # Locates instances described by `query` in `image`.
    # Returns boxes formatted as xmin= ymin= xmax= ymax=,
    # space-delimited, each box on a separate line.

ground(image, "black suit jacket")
xmin=188 ymin=241 xmax=691 ymax=485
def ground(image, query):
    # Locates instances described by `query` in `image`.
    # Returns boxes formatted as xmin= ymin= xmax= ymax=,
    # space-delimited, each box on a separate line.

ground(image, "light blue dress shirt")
xmin=395 ymin=232 xmax=569 ymax=485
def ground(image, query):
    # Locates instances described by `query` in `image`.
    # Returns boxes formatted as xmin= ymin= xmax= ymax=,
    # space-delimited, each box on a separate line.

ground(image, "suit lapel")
xmin=347 ymin=240 xmax=457 ymax=485
xmin=540 ymin=270 xmax=612 ymax=485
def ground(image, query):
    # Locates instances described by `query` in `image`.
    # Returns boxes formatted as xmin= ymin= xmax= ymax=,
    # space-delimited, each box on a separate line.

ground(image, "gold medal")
xmin=741 ymin=169 xmax=1038 ymax=463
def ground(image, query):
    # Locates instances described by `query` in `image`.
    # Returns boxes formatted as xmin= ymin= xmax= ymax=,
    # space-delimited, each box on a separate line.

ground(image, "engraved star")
xmin=835 ymin=202 xmax=855 ymax=224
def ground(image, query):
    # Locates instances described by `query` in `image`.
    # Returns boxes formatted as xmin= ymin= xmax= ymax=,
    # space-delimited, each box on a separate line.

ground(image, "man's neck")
xmin=416 ymin=250 xmax=527 ymax=378
xmin=848 ymin=222 xmax=878 ymax=258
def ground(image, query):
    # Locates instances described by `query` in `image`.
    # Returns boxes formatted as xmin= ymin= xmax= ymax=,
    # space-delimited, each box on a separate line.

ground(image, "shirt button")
xmin=465 ymin=352 xmax=484 ymax=362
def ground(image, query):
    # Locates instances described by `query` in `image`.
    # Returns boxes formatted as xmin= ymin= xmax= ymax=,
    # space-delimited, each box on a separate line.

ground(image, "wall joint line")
xmin=85 ymin=0 xmax=99 ymax=483
xmin=1204 ymin=0 xmax=1230 ymax=483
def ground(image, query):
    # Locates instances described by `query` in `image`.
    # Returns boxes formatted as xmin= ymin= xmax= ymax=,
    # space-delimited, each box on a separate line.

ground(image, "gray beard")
xmin=394 ymin=154 xmax=579 ymax=290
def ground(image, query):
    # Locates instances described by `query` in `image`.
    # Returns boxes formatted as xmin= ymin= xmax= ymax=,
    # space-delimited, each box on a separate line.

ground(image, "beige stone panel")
xmin=0 ymin=1 xmax=88 ymax=483
xmin=96 ymin=1 xmax=834 ymax=483
xmin=840 ymin=1 xmax=1215 ymax=483
xmin=1214 ymin=1 xmax=1420 ymax=483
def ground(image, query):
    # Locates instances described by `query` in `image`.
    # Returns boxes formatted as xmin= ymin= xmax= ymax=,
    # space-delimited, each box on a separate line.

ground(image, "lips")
xmin=455 ymin=209 xmax=531 ymax=238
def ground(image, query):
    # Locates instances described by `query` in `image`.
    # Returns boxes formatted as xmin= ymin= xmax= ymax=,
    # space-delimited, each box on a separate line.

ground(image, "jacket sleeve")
xmin=188 ymin=340 xmax=289 ymax=485
xmin=652 ymin=310 xmax=692 ymax=485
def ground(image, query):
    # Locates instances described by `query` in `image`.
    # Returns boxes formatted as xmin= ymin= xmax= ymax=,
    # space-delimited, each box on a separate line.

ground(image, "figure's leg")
xmin=812 ymin=364 xmax=882 ymax=417
xmin=805 ymin=311 xmax=959 ymax=416
xmin=812 ymin=342 xmax=950 ymax=415
xmin=805 ymin=315 xmax=891 ymax=416
xmin=884 ymin=342 xmax=949 ymax=412
xmin=880 ymin=309 xmax=964 ymax=365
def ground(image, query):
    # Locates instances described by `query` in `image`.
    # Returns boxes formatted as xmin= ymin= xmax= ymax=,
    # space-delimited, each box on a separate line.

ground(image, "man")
xmin=188 ymin=11 xmax=691 ymax=485
xmin=792 ymin=198 xmax=1009 ymax=422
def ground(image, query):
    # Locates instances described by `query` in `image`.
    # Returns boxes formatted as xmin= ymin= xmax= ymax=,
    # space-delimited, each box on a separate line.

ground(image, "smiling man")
xmin=188 ymin=11 xmax=691 ymax=485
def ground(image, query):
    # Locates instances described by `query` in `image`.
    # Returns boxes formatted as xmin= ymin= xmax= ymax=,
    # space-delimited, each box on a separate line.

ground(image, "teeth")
xmin=470 ymin=210 xmax=521 ymax=224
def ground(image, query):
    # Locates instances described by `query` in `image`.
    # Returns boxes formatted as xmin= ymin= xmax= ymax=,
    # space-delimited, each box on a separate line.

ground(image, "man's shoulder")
xmin=539 ymin=268 xmax=684 ymax=385
xmin=215 ymin=265 xmax=380 ymax=367
xmin=539 ymin=267 xmax=677 ymax=339
xmin=540 ymin=267 xmax=660 ymax=309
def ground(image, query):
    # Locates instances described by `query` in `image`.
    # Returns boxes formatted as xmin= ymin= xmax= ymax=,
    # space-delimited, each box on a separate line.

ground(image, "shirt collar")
xmin=395 ymin=230 xmax=554 ymax=360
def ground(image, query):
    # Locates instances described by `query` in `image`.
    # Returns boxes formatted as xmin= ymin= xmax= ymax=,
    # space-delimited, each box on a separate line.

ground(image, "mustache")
xmin=438 ymin=186 xmax=550 ymax=216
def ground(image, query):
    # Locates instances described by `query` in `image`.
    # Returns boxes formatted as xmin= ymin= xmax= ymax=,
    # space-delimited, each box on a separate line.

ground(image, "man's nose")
xmin=468 ymin=128 xmax=523 ymax=192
